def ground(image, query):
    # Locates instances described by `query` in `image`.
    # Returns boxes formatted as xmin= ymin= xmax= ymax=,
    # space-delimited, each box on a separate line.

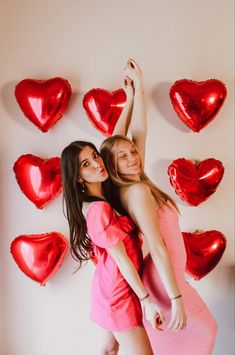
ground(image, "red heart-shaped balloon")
xmin=182 ymin=230 xmax=226 ymax=280
xmin=13 ymin=154 xmax=62 ymax=209
xmin=168 ymin=158 xmax=224 ymax=206
xmin=11 ymin=232 xmax=68 ymax=285
xmin=15 ymin=77 xmax=71 ymax=132
xmin=170 ymin=79 xmax=227 ymax=132
xmin=83 ymin=88 xmax=126 ymax=136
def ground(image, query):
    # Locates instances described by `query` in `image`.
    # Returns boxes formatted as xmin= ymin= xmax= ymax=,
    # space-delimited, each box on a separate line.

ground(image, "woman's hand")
xmin=124 ymin=58 xmax=143 ymax=90
xmin=122 ymin=75 xmax=134 ymax=101
xmin=141 ymin=296 xmax=165 ymax=331
xmin=167 ymin=297 xmax=187 ymax=331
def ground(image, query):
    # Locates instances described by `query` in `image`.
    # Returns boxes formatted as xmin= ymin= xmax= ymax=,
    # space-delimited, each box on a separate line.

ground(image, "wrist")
xmin=134 ymin=86 xmax=144 ymax=94
xmin=125 ymin=94 xmax=134 ymax=102
xmin=139 ymin=293 xmax=150 ymax=302
xmin=134 ymin=80 xmax=144 ymax=91
xmin=170 ymin=294 xmax=182 ymax=302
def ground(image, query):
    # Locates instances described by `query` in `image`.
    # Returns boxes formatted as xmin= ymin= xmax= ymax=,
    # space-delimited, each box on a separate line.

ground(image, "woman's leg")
xmin=113 ymin=325 xmax=153 ymax=355
xmin=99 ymin=330 xmax=119 ymax=355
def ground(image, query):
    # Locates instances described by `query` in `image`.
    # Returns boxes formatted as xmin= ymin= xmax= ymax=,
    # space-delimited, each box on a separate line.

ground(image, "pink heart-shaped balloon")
xmin=11 ymin=232 xmax=68 ymax=285
xmin=15 ymin=77 xmax=71 ymax=132
xmin=168 ymin=158 xmax=224 ymax=206
xmin=170 ymin=79 xmax=227 ymax=132
xmin=83 ymin=88 xmax=126 ymax=136
xmin=182 ymin=230 xmax=226 ymax=280
xmin=13 ymin=154 xmax=62 ymax=209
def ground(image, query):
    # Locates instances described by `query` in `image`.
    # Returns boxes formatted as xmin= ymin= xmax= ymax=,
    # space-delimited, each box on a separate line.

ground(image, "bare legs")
xmin=99 ymin=325 xmax=153 ymax=355
xmin=113 ymin=325 xmax=153 ymax=355
xmin=99 ymin=330 xmax=119 ymax=355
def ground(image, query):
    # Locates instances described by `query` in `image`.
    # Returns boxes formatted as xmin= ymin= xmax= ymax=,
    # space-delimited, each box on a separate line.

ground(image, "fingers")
xmin=124 ymin=58 xmax=140 ymax=76
xmin=124 ymin=75 xmax=132 ymax=83
xmin=157 ymin=310 xmax=165 ymax=324
xmin=124 ymin=67 xmax=134 ymax=77
xmin=127 ymin=59 xmax=134 ymax=68
xmin=167 ymin=319 xmax=187 ymax=331
xmin=149 ymin=311 xmax=164 ymax=331
xmin=128 ymin=58 xmax=140 ymax=71
xmin=123 ymin=75 xmax=132 ymax=88
xmin=149 ymin=316 xmax=159 ymax=331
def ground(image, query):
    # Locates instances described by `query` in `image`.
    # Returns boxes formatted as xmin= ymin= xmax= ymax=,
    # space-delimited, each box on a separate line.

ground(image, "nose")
xmin=128 ymin=153 xmax=136 ymax=163
xmin=92 ymin=159 xmax=101 ymax=168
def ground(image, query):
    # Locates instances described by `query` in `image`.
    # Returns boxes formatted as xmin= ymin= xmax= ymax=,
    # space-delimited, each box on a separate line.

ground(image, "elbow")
xmin=149 ymin=244 xmax=168 ymax=261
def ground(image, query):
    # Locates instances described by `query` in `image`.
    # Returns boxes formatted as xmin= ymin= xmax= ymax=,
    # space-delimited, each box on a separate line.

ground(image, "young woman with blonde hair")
xmin=100 ymin=59 xmax=217 ymax=354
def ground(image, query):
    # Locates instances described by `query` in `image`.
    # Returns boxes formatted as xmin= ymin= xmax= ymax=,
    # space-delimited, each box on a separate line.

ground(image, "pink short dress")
xmin=142 ymin=201 xmax=217 ymax=355
xmin=86 ymin=201 xmax=143 ymax=332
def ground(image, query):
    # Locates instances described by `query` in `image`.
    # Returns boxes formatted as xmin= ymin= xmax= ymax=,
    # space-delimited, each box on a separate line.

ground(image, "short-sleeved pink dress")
xmin=86 ymin=201 xmax=143 ymax=332
xmin=142 ymin=201 xmax=217 ymax=354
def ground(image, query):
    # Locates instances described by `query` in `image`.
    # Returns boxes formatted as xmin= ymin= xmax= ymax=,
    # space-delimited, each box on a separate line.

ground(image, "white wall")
xmin=0 ymin=1 xmax=234 ymax=354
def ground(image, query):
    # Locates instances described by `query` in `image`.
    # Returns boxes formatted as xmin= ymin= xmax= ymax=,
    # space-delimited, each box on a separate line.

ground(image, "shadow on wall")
xmin=1 ymin=80 xmax=80 ymax=134
xmin=151 ymin=81 xmax=190 ymax=133
xmin=206 ymin=263 xmax=235 ymax=355
xmin=0 ymin=153 xmax=12 ymax=355
xmin=1 ymin=81 xmax=35 ymax=133
xmin=150 ymin=158 xmax=189 ymax=207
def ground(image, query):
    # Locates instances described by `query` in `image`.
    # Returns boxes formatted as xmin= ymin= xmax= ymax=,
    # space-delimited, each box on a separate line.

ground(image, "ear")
xmin=77 ymin=177 xmax=83 ymax=183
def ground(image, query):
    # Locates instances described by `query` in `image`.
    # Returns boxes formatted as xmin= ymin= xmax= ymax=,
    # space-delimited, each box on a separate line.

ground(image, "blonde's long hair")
xmin=100 ymin=135 xmax=179 ymax=213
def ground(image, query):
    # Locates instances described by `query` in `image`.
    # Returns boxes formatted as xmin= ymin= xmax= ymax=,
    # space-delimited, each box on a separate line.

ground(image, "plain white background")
xmin=0 ymin=1 xmax=234 ymax=354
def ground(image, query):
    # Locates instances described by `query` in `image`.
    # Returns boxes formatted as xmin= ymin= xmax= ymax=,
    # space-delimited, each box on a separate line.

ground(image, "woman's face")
xmin=114 ymin=140 xmax=141 ymax=177
xmin=78 ymin=146 xmax=108 ymax=183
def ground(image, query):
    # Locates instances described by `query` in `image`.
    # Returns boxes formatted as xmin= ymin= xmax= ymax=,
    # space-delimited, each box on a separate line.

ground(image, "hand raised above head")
xmin=123 ymin=58 xmax=143 ymax=89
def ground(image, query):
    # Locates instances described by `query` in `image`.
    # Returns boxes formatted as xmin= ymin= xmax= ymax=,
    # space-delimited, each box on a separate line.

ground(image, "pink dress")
xmin=86 ymin=201 xmax=143 ymax=332
xmin=142 ymin=201 xmax=217 ymax=355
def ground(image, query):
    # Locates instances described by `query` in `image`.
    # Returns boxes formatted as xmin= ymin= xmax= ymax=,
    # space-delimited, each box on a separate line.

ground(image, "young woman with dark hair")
xmin=61 ymin=74 xmax=163 ymax=355
xmin=100 ymin=59 xmax=217 ymax=354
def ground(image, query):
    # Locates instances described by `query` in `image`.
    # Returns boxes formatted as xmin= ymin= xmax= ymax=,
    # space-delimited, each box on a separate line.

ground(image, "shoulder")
xmin=123 ymin=182 xmax=152 ymax=199
xmin=86 ymin=200 xmax=113 ymax=216
xmin=86 ymin=201 xmax=115 ymax=233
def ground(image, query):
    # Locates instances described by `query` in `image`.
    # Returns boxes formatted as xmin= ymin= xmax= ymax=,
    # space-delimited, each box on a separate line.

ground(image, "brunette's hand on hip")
xmin=141 ymin=296 xmax=165 ymax=331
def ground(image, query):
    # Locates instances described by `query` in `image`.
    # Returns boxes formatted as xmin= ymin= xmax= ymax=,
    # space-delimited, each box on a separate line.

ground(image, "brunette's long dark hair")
xmin=61 ymin=140 xmax=125 ymax=269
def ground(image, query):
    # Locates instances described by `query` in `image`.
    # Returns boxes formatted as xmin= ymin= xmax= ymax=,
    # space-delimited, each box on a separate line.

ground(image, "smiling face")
xmin=114 ymin=139 xmax=141 ymax=179
xmin=78 ymin=145 xmax=108 ymax=184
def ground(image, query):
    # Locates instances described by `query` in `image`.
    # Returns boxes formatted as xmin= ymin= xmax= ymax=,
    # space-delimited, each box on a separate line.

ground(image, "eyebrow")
xmin=117 ymin=147 xmax=135 ymax=155
xmin=80 ymin=150 xmax=97 ymax=166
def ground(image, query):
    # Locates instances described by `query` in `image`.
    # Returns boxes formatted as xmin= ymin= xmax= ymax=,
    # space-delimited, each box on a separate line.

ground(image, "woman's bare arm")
xmin=122 ymin=183 xmax=187 ymax=330
xmin=112 ymin=76 xmax=134 ymax=136
xmin=108 ymin=240 xmax=164 ymax=330
xmin=124 ymin=59 xmax=147 ymax=165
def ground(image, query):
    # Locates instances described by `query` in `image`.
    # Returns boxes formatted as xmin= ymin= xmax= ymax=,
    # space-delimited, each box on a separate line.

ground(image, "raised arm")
xmin=122 ymin=183 xmax=187 ymax=331
xmin=108 ymin=240 xmax=164 ymax=330
xmin=112 ymin=76 xmax=134 ymax=136
xmin=124 ymin=59 xmax=147 ymax=165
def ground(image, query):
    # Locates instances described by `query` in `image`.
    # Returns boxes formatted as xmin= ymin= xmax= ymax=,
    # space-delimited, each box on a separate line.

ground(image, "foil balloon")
xmin=168 ymin=158 xmax=224 ymax=206
xmin=10 ymin=232 xmax=68 ymax=286
xmin=83 ymin=88 xmax=126 ymax=136
xmin=182 ymin=230 xmax=226 ymax=280
xmin=170 ymin=79 xmax=227 ymax=132
xmin=15 ymin=77 xmax=71 ymax=132
xmin=13 ymin=154 xmax=62 ymax=209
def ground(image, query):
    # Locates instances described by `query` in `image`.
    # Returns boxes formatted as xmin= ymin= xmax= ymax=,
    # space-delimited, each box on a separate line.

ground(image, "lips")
xmin=99 ymin=167 xmax=106 ymax=174
xmin=128 ymin=162 xmax=139 ymax=168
